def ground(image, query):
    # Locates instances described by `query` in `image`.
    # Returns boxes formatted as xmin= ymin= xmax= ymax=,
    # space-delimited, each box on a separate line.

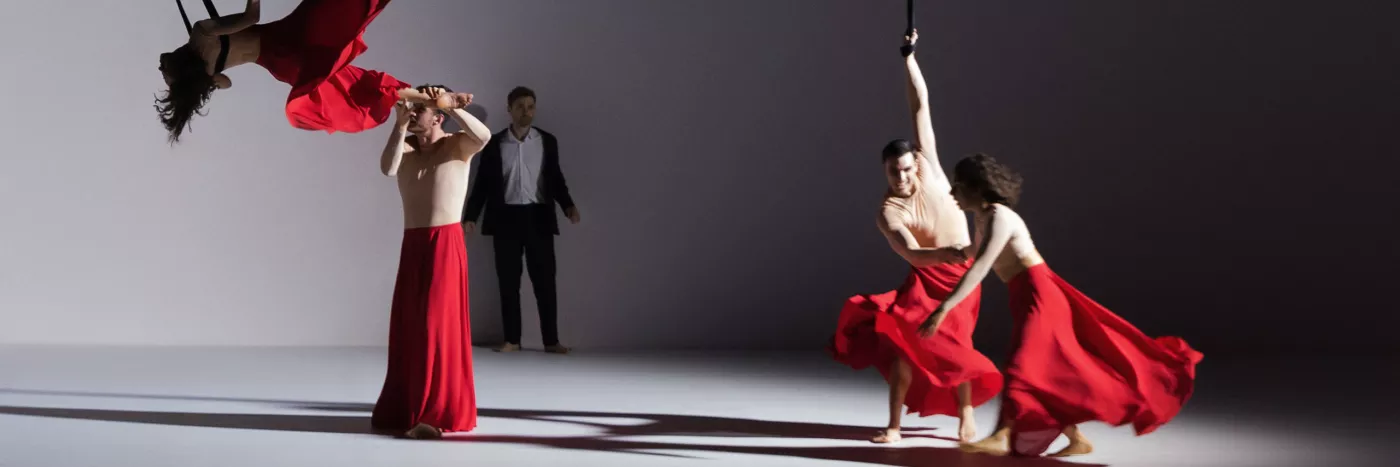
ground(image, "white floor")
xmin=0 ymin=346 xmax=1393 ymax=467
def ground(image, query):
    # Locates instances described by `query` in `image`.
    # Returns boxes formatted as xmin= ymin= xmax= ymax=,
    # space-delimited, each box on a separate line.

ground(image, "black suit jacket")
xmin=464 ymin=126 xmax=575 ymax=236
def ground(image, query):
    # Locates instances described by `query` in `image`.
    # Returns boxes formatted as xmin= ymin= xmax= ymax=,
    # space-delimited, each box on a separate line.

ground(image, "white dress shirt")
xmin=500 ymin=126 xmax=545 ymax=205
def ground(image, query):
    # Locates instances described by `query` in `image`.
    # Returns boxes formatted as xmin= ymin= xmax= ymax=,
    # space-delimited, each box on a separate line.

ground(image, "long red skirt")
xmin=1001 ymin=264 xmax=1202 ymax=454
xmin=829 ymin=261 xmax=1003 ymax=418
xmin=254 ymin=0 xmax=410 ymax=133
xmin=370 ymin=223 xmax=476 ymax=433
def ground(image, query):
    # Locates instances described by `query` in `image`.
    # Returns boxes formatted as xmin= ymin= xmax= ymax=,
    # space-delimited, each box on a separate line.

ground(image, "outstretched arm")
xmin=918 ymin=208 xmax=1015 ymax=336
xmin=380 ymin=100 xmax=414 ymax=176
xmin=881 ymin=215 xmax=967 ymax=267
xmin=903 ymin=30 xmax=949 ymax=186
xmin=192 ymin=0 xmax=261 ymax=37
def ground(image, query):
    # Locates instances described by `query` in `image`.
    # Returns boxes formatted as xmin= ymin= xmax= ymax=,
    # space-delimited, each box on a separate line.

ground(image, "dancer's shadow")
xmin=0 ymin=389 xmax=1101 ymax=467
xmin=0 ymin=404 xmax=369 ymax=434
xmin=452 ymin=435 xmax=1100 ymax=467
xmin=296 ymin=402 xmax=953 ymax=442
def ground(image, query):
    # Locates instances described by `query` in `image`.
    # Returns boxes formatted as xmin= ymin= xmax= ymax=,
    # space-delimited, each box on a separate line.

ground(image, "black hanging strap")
xmin=901 ymin=0 xmax=917 ymax=57
xmin=177 ymin=0 xmax=222 ymax=33
xmin=177 ymin=0 xmax=231 ymax=73
xmin=906 ymin=0 xmax=915 ymax=36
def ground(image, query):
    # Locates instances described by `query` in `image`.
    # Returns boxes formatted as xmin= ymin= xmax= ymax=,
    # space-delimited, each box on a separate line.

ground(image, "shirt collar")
xmin=507 ymin=126 xmax=537 ymax=143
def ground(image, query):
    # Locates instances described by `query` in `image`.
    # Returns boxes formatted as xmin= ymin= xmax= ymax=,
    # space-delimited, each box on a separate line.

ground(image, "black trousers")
xmin=491 ymin=205 xmax=559 ymax=346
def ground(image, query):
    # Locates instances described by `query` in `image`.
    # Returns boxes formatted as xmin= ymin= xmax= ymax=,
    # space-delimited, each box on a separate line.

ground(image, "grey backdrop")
xmin=0 ymin=0 xmax=1394 ymax=356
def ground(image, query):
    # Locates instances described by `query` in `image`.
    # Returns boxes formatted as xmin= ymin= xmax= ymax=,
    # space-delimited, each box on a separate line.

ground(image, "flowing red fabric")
xmin=1001 ymin=264 xmax=1202 ymax=444
xmin=370 ymin=223 xmax=476 ymax=433
xmin=253 ymin=0 xmax=410 ymax=133
xmin=829 ymin=261 xmax=1003 ymax=418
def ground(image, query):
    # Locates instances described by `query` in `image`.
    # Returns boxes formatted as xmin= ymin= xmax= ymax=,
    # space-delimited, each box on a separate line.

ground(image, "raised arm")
xmin=417 ymin=87 xmax=491 ymax=158
xmin=380 ymin=100 xmax=414 ymax=176
xmin=192 ymin=0 xmax=261 ymax=37
xmin=918 ymin=207 xmax=1015 ymax=336
xmin=902 ymin=30 xmax=948 ymax=186
xmin=880 ymin=213 xmax=967 ymax=267
xmin=442 ymin=107 xmax=491 ymax=157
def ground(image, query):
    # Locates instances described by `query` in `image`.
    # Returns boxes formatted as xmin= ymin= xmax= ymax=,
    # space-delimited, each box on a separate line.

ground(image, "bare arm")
xmin=881 ymin=216 xmax=966 ymax=267
xmin=380 ymin=101 xmax=414 ymax=176
xmin=415 ymin=87 xmax=490 ymax=158
xmin=442 ymin=108 xmax=491 ymax=158
xmin=192 ymin=0 xmax=261 ymax=37
xmin=927 ymin=208 xmax=1015 ymax=323
xmin=903 ymin=30 xmax=949 ymax=186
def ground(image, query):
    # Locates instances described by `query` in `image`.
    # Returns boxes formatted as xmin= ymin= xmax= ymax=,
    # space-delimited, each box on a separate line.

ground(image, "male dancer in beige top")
xmin=829 ymin=29 xmax=1001 ymax=445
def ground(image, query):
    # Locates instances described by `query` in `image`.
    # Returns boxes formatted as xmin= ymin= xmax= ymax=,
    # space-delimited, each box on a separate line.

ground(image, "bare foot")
xmin=871 ymin=428 xmax=902 ymax=444
xmin=959 ymin=433 xmax=1009 ymax=456
xmin=404 ymin=423 xmax=442 ymax=440
xmin=1049 ymin=431 xmax=1094 ymax=457
xmin=545 ymin=344 xmax=571 ymax=354
xmin=958 ymin=406 xmax=978 ymax=442
xmin=494 ymin=343 xmax=520 ymax=353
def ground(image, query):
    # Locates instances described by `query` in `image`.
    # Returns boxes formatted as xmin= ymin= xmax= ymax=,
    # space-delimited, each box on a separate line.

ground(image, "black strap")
xmin=177 ymin=0 xmax=222 ymax=33
xmin=177 ymin=0 xmax=229 ymax=72
xmin=215 ymin=36 xmax=230 ymax=73
xmin=901 ymin=0 xmax=916 ymax=57
xmin=906 ymin=0 xmax=915 ymax=36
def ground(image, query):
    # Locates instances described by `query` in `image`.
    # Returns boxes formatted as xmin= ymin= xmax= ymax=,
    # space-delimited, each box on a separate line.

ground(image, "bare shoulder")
xmin=878 ymin=201 xmax=906 ymax=231
xmin=447 ymin=133 xmax=485 ymax=161
xmin=990 ymin=204 xmax=1028 ymax=231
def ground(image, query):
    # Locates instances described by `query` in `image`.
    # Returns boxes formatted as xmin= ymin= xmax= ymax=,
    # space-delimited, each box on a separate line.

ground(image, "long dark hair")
xmin=953 ymin=153 xmax=1024 ymax=207
xmin=154 ymin=44 xmax=216 ymax=144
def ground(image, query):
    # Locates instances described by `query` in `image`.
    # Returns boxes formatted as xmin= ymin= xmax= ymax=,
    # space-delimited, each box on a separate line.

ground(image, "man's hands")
xmin=422 ymin=86 xmax=473 ymax=110
xmin=464 ymin=221 xmax=475 ymax=233
xmin=394 ymin=99 xmax=413 ymax=127
xmin=902 ymin=29 xmax=919 ymax=57
xmin=917 ymin=306 xmax=948 ymax=338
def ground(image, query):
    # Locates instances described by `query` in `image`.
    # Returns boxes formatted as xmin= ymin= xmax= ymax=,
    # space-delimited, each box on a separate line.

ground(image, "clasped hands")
xmin=394 ymin=86 xmax=473 ymax=124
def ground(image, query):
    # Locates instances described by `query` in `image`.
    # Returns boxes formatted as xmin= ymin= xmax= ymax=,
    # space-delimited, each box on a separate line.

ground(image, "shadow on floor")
xmin=0 ymin=388 xmax=1101 ymax=467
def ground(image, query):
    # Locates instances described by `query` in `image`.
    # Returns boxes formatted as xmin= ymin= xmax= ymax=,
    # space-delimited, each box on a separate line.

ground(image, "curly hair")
xmin=154 ymin=44 xmax=217 ymax=144
xmin=952 ymin=153 xmax=1024 ymax=207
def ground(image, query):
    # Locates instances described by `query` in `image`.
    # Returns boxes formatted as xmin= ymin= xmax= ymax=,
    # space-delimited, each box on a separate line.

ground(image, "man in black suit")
xmin=464 ymin=86 xmax=578 ymax=354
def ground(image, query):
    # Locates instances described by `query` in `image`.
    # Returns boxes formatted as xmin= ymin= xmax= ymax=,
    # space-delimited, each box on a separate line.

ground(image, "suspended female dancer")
xmin=916 ymin=153 xmax=1204 ymax=457
xmin=155 ymin=0 xmax=460 ymax=142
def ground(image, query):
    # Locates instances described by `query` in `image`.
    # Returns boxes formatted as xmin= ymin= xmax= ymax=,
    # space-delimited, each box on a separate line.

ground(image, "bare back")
xmin=881 ymin=152 xmax=972 ymax=249
xmin=971 ymin=205 xmax=1045 ymax=282
xmin=190 ymin=26 xmax=262 ymax=76
xmin=397 ymin=138 xmax=475 ymax=229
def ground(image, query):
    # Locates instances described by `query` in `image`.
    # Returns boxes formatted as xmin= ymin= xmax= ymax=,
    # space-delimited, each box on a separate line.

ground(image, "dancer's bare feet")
xmin=871 ymin=428 xmax=902 ymax=444
xmin=404 ymin=423 xmax=442 ymax=440
xmin=958 ymin=406 xmax=978 ymax=442
xmin=959 ymin=428 xmax=1009 ymax=455
xmin=545 ymin=344 xmax=571 ymax=354
xmin=494 ymin=343 xmax=520 ymax=353
xmin=1049 ymin=425 xmax=1094 ymax=457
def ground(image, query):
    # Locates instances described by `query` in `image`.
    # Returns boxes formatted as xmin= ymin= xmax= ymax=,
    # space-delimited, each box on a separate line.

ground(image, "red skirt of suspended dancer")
xmin=370 ymin=223 xmax=476 ymax=433
xmin=253 ymin=0 xmax=410 ymax=133
xmin=1000 ymin=264 xmax=1203 ymax=456
xmin=828 ymin=260 xmax=1003 ymax=418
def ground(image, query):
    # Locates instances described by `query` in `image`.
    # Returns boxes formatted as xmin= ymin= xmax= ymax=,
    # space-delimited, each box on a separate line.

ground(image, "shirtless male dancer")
xmin=369 ymin=85 xmax=492 ymax=439
xmin=829 ymin=29 xmax=1000 ymax=445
